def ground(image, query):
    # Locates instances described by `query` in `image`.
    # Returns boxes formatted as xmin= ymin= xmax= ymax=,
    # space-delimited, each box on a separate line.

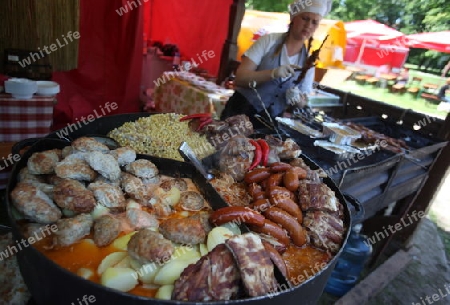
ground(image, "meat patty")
xmin=188 ymin=212 xmax=212 ymax=234
xmin=225 ymin=233 xmax=278 ymax=297
xmin=172 ymin=244 xmax=241 ymax=301
xmin=54 ymin=179 xmax=97 ymax=213
xmin=55 ymin=158 xmax=97 ymax=181
xmin=17 ymin=167 xmax=45 ymax=183
xmin=159 ymin=218 xmax=206 ymax=245
xmin=88 ymin=182 xmax=126 ymax=208
xmin=93 ymin=215 xmax=121 ymax=247
xmin=179 ymin=191 xmax=205 ymax=211
xmin=303 ymin=211 xmax=345 ymax=254
xmin=159 ymin=178 xmax=187 ymax=192
xmin=120 ymin=172 xmax=149 ymax=201
xmin=72 ymin=137 xmax=109 ymax=153
xmin=11 ymin=183 xmax=61 ymax=224
xmin=126 ymin=208 xmax=158 ymax=230
xmin=109 ymin=147 xmax=136 ymax=166
xmin=85 ymin=151 xmax=121 ymax=181
xmin=27 ymin=149 xmax=61 ymax=175
xmin=53 ymin=213 xmax=93 ymax=247
xmin=127 ymin=229 xmax=174 ymax=265
xmin=125 ymin=159 xmax=158 ymax=180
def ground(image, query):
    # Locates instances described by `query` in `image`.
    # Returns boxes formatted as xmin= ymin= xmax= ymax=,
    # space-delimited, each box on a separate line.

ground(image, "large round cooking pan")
xmin=6 ymin=114 xmax=360 ymax=305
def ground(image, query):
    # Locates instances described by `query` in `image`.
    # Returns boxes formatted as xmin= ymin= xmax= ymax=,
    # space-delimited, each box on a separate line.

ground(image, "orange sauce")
xmin=282 ymin=245 xmax=332 ymax=286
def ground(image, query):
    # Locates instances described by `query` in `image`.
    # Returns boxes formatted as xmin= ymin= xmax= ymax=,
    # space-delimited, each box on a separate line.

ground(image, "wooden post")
xmin=217 ymin=0 xmax=246 ymax=85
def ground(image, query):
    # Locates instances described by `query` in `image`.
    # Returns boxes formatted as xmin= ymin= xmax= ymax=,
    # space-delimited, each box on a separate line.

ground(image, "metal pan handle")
xmin=11 ymin=138 xmax=43 ymax=157
xmin=343 ymin=192 xmax=365 ymax=224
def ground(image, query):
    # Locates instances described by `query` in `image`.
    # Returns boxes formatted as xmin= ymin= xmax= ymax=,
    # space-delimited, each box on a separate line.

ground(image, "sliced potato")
xmin=206 ymin=227 xmax=234 ymax=252
xmin=129 ymin=256 xmax=142 ymax=271
xmin=115 ymin=256 xmax=132 ymax=268
xmin=97 ymin=252 xmax=128 ymax=275
xmin=155 ymin=187 xmax=181 ymax=206
xmin=220 ymin=222 xmax=241 ymax=236
xmin=101 ymin=267 xmax=138 ymax=292
xmin=172 ymin=245 xmax=200 ymax=262
xmin=113 ymin=231 xmax=137 ymax=250
xmin=199 ymin=243 xmax=208 ymax=256
xmin=153 ymin=257 xmax=199 ymax=285
xmin=137 ymin=262 xmax=161 ymax=284
xmin=155 ymin=285 xmax=174 ymax=300
xmin=77 ymin=267 xmax=95 ymax=280
xmin=91 ymin=204 xmax=110 ymax=220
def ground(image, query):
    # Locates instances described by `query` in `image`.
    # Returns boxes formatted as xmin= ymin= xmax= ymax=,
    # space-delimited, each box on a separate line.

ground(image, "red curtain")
xmin=144 ymin=0 xmax=233 ymax=76
xmin=51 ymin=0 xmax=143 ymax=130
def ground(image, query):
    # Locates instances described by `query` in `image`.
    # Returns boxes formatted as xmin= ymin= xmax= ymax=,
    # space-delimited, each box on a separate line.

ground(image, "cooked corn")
xmin=108 ymin=113 xmax=215 ymax=161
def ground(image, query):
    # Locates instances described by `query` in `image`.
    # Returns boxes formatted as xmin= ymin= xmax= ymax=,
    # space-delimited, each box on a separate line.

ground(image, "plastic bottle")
xmin=172 ymin=52 xmax=181 ymax=71
xmin=324 ymin=224 xmax=373 ymax=297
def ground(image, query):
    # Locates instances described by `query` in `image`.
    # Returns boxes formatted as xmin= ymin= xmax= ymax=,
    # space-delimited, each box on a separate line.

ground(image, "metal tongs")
xmin=249 ymin=80 xmax=283 ymax=140
xmin=179 ymin=142 xmax=214 ymax=180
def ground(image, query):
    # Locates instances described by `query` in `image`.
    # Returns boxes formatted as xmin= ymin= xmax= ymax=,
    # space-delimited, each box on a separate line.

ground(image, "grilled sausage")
xmin=248 ymin=219 xmax=290 ymax=247
xmin=273 ymin=198 xmax=303 ymax=223
xmin=267 ymin=172 xmax=284 ymax=189
xmin=291 ymin=166 xmax=308 ymax=179
xmin=244 ymin=168 xmax=271 ymax=184
xmin=247 ymin=183 xmax=263 ymax=198
xmin=283 ymin=168 xmax=300 ymax=192
xmin=252 ymin=199 xmax=272 ymax=213
xmin=252 ymin=191 xmax=267 ymax=201
xmin=264 ymin=207 xmax=307 ymax=247
xmin=270 ymin=162 xmax=291 ymax=172
xmin=209 ymin=206 xmax=265 ymax=227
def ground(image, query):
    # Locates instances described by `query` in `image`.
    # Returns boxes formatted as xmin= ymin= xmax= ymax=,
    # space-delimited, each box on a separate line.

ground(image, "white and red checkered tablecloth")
xmin=0 ymin=93 xmax=56 ymax=188
xmin=0 ymin=93 xmax=55 ymax=142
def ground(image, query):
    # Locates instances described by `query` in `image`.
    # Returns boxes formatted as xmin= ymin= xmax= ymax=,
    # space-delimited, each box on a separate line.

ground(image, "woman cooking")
xmin=220 ymin=0 xmax=332 ymax=127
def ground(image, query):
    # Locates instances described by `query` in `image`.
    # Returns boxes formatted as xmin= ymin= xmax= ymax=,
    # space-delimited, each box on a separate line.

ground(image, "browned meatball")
xmin=126 ymin=208 xmax=158 ymax=230
xmin=53 ymin=213 xmax=93 ymax=247
xmin=127 ymin=229 xmax=174 ymax=265
xmin=85 ymin=151 xmax=121 ymax=181
xmin=53 ymin=179 xmax=97 ymax=213
xmin=189 ymin=212 xmax=213 ymax=234
xmin=121 ymin=172 xmax=149 ymax=201
xmin=88 ymin=182 xmax=126 ymax=208
xmin=93 ymin=215 xmax=121 ymax=247
xmin=159 ymin=218 xmax=206 ymax=245
xmin=160 ymin=178 xmax=187 ymax=192
xmin=55 ymin=157 xmax=97 ymax=181
xmin=179 ymin=191 xmax=206 ymax=211
xmin=110 ymin=147 xmax=136 ymax=166
xmin=72 ymin=137 xmax=109 ymax=153
xmin=27 ymin=149 xmax=61 ymax=175
xmin=125 ymin=159 xmax=158 ymax=180
xmin=11 ymin=183 xmax=61 ymax=224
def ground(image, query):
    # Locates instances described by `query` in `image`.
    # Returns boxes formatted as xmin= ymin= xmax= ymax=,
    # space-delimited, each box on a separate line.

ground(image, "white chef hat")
xmin=288 ymin=0 xmax=332 ymax=18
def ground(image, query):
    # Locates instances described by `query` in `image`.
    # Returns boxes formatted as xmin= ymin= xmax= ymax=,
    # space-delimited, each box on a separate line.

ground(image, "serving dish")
xmin=322 ymin=123 xmax=361 ymax=146
xmin=4 ymin=78 xmax=37 ymax=99
xmin=6 ymin=113 xmax=358 ymax=304
xmin=36 ymin=81 xmax=60 ymax=97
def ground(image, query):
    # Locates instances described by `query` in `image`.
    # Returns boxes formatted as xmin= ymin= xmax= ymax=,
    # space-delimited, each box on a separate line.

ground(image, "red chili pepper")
xmin=196 ymin=117 xmax=213 ymax=131
xmin=248 ymin=139 xmax=262 ymax=171
xmin=179 ymin=113 xmax=212 ymax=122
xmin=256 ymin=139 xmax=270 ymax=166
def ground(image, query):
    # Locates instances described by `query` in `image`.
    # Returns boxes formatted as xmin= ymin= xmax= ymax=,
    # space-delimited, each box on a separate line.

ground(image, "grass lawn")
xmin=334 ymin=78 xmax=448 ymax=119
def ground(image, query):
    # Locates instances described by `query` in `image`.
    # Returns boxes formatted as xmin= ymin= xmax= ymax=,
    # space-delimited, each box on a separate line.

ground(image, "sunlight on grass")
xmin=334 ymin=80 xmax=448 ymax=119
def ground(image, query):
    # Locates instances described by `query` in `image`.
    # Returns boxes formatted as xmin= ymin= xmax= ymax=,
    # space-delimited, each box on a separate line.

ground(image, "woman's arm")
xmin=234 ymin=56 xmax=273 ymax=88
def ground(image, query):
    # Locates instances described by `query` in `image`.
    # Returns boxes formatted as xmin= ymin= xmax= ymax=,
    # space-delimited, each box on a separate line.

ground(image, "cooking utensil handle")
xmin=11 ymin=138 xmax=42 ymax=157
xmin=343 ymin=193 xmax=365 ymax=224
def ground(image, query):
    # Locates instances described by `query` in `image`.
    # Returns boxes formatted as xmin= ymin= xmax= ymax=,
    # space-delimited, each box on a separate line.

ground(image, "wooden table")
xmin=379 ymin=73 xmax=398 ymax=81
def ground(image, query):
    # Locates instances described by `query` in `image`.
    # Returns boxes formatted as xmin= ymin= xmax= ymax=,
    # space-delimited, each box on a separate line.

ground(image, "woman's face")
xmin=290 ymin=12 xmax=321 ymax=41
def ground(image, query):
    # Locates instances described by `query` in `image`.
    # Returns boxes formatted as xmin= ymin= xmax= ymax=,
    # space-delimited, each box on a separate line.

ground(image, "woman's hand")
xmin=271 ymin=65 xmax=301 ymax=79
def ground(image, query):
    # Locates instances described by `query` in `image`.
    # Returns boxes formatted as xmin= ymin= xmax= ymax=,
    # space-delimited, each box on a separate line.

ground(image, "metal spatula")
xmin=179 ymin=142 xmax=214 ymax=180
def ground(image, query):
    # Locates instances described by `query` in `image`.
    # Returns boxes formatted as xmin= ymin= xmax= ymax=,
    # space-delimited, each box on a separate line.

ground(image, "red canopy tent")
xmin=344 ymin=20 xmax=409 ymax=68
xmin=406 ymin=31 xmax=450 ymax=53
